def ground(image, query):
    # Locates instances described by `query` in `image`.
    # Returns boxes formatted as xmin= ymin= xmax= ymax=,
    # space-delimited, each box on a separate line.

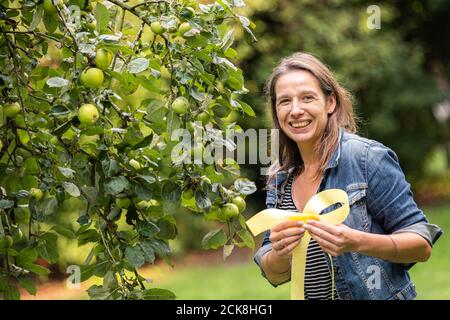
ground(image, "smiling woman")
xmin=253 ymin=52 xmax=443 ymax=300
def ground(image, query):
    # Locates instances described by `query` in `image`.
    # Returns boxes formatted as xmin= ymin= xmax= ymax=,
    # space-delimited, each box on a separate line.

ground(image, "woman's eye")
xmin=303 ymin=96 xmax=314 ymax=102
xmin=279 ymin=99 xmax=290 ymax=105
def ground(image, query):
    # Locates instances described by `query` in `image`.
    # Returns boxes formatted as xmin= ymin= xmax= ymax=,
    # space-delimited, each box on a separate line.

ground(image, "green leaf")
xmin=29 ymin=6 xmax=43 ymax=31
xmin=62 ymin=181 xmax=80 ymax=197
xmin=101 ymin=158 xmax=119 ymax=177
xmin=94 ymin=2 xmax=110 ymax=31
xmin=0 ymin=199 xmax=14 ymax=209
xmin=23 ymin=263 xmax=51 ymax=276
xmin=128 ymin=58 xmax=149 ymax=74
xmin=156 ymin=218 xmax=177 ymax=240
xmin=136 ymin=220 xmax=160 ymax=238
xmin=46 ymin=77 xmax=69 ymax=87
xmin=58 ymin=167 xmax=75 ymax=179
xmin=37 ymin=232 xmax=59 ymax=263
xmin=234 ymin=178 xmax=256 ymax=195
xmin=3 ymin=284 xmax=20 ymax=300
xmin=19 ymin=276 xmax=37 ymax=295
xmin=87 ymin=284 xmax=110 ymax=300
xmin=201 ymin=228 xmax=227 ymax=249
xmin=104 ymin=176 xmax=130 ymax=195
xmin=139 ymin=240 xmax=156 ymax=264
xmin=143 ymin=288 xmax=176 ymax=300
xmin=195 ymin=190 xmax=212 ymax=211
xmin=125 ymin=245 xmax=145 ymax=268
xmin=236 ymin=229 xmax=255 ymax=249
xmin=43 ymin=11 xmax=57 ymax=33
xmin=78 ymin=229 xmax=101 ymax=246
xmin=17 ymin=247 xmax=38 ymax=266
xmin=237 ymin=99 xmax=255 ymax=117
xmin=134 ymin=183 xmax=152 ymax=200
xmin=51 ymin=225 xmax=76 ymax=238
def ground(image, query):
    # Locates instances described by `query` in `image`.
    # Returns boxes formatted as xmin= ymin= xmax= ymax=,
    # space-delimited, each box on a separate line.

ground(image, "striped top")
xmin=278 ymin=174 xmax=338 ymax=300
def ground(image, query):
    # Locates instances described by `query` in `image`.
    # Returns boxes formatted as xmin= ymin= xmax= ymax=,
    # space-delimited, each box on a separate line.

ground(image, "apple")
xmin=232 ymin=196 xmax=246 ymax=213
xmin=178 ymin=22 xmax=192 ymax=36
xmin=115 ymin=197 xmax=131 ymax=209
xmin=182 ymin=189 xmax=194 ymax=200
xmin=0 ymin=235 xmax=14 ymax=248
xmin=150 ymin=21 xmax=164 ymax=35
xmin=172 ymin=96 xmax=189 ymax=115
xmin=196 ymin=111 xmax=209 ymax=124
xmin=78 ymin=104 xmax=99 ymax=125
xmin=95 ymin=48 xmax=113 ymax=70
xmin=220 ymin=203 xmax=240 ymax=220
xmin=3 ymin=102 xmax=21 ymax=118
xmin=30 ymin=187 xmax=44 ymax=200
xmin=80 ymin=67 xmax=104 ymax=88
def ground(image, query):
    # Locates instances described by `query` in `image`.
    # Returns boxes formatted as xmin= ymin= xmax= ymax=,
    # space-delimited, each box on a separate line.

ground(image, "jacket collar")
xmin=324 ymin=127 xmax=344 ymax=170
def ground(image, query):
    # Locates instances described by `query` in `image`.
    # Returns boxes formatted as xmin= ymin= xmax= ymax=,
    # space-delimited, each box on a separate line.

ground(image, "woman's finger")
xmin=305 ymin=223 xmax=338 ymax=245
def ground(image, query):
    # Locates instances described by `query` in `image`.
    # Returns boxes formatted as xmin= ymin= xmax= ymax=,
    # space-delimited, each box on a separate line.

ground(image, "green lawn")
xmin=156 ymin=204 xmax=450 ymax=300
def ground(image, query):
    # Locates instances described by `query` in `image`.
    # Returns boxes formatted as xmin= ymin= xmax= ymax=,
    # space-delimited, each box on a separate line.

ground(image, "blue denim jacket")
xmin=254 ymin=128 xmax=443 ymax=300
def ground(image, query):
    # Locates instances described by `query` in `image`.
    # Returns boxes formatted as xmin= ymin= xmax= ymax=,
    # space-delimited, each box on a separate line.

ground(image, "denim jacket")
xmin=254 ymin=128 xmax=443 ymax=300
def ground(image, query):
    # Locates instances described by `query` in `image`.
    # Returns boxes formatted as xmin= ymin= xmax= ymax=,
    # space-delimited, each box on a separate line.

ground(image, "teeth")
xmin=291 ymin=120 xmax=311 ymax=128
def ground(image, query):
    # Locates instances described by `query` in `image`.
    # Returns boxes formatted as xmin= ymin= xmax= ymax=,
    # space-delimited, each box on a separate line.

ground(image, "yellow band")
xmin=246 ymin=189 xmax=349 ymax=300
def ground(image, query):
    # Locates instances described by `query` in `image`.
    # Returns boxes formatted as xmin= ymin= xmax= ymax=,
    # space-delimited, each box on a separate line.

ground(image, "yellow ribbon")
xmin=246 ymin=189 xmax=349 ymax=300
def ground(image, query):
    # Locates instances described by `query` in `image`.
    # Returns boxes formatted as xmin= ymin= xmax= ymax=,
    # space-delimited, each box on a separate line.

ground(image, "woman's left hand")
xmin=304 ymin=220 xmax=361 ymax=256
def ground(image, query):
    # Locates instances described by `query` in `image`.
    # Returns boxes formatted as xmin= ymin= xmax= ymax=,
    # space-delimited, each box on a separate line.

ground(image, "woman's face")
xmin=274 ymin=69 xmax=336 ymax=151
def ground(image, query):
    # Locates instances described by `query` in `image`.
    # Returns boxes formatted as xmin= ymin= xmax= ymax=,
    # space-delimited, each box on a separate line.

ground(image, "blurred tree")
xmin=232 ymin=0 xmax=450 ymax=188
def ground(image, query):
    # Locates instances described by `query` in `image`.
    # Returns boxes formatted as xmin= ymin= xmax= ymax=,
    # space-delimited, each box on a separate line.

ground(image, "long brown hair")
xmin=266 ymin=52 xmax=357 ymax=184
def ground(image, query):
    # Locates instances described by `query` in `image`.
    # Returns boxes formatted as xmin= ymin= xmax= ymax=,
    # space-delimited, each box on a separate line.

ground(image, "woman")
xmin=254 ymin=52 xmax=443 ymax=300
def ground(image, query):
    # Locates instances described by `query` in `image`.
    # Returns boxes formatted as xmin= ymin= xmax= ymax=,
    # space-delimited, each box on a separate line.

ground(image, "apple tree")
xmin=0 ymin=0 xmax=257 ymax=299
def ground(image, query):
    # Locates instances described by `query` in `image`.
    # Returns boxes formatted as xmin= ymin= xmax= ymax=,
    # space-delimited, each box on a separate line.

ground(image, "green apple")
xmin=1 ymin=235 xmax=14 ymax=248
xmin=115 ymin=197 xmax=131 ymax=209
xmin=3 ymin=102 xmax=21 ymax=118
xmin=80 ymin=67 xmax=104 ymax=88
xmin=232 ymin=196 xmax=246 ymax=213
xmin=172 ymin=96 xmax=189 ymax=115
xmin=196 ymin=111 xmax=210 ymax=124
xmin=95 ymin=48 xmax=113 ymax=70
xmin=178 ymin=22 xmax=192 ymax=36
xmin=220 ymin=203 xmax=240 ymax=220
xmin=182 ymin=189 xmax=194 ymax=200
xmin=78 ymin=104 xmax=99 ymax=125
xmin=30 ymin=187 xmax=44 ymax=200
xmin=150 ymin=21 xmax=164 ymax=34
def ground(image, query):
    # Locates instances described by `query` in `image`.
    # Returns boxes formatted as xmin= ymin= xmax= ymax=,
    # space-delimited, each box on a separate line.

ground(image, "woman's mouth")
xmin=289 ymin=120 xmax=312 ymax=129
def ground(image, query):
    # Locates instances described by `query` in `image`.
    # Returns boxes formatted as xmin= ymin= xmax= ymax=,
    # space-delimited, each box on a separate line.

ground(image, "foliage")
xmin=234 ymin=0 xmax=450 ymax=179
xmin=0 ymin=0 xmax=257 ymax=299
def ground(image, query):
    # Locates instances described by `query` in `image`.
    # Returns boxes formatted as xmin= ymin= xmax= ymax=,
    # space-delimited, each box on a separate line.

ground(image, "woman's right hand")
xmin=269 ymin=220 xmax=305 ymax=259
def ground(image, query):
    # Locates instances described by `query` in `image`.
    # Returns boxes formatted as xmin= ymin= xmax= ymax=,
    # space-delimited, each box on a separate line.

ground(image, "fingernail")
xmin=297 ymin=222 xmax=304 ymax=226
xmin=299 ymin=228 xmax=305 ymax=233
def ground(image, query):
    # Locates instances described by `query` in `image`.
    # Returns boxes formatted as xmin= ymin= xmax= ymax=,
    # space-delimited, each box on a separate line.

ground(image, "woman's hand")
xmin=269 ymin=220 xmax=305 ymax=259
xmin=304 ymin=220 xmax=361 ymax=256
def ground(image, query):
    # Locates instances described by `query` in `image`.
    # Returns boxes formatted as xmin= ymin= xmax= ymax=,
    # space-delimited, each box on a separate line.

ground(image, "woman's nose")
xmin=290 ymin=100 xmax=304 ymax=115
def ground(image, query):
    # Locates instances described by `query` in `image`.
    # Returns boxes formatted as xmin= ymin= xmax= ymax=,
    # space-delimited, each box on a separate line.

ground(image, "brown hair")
xmin=266 ymin=52 xmax=357 ymax=184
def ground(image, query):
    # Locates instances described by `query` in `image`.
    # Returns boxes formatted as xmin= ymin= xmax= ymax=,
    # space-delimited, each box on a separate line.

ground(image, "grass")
xmin=154 ymin=203 xmax=450 ymax=300
xmin=39 ymin=202 xmax=449 ymax=300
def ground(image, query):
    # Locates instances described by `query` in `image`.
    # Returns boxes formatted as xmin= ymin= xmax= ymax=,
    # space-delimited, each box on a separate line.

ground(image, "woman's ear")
xmin=327 ymin=93 xmax=336 ymax=114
